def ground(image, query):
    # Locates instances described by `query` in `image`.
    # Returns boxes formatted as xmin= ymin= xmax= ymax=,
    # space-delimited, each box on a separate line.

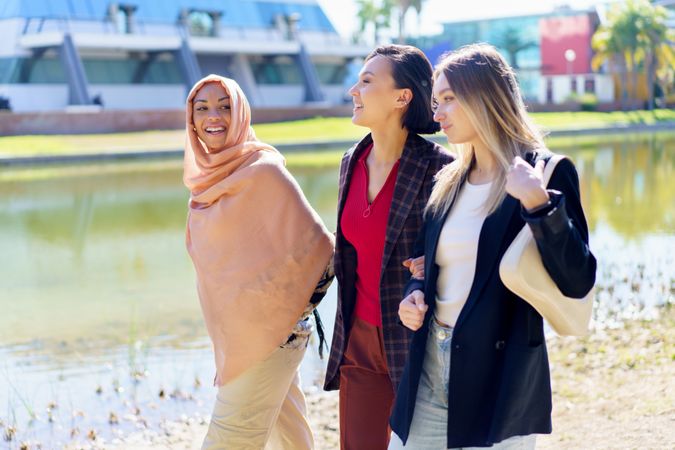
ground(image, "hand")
xmin=399 ymin=290 xmax=428 ymax=331
xmin=403 ymin=256 xmax=425 ymax=279
xmin=505 ymin=156 xmax=550 ymax=211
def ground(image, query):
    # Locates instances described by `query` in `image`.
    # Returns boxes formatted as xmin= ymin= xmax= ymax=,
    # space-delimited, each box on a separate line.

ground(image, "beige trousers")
xmin=202 ymin=338 xmax=313 ymax=450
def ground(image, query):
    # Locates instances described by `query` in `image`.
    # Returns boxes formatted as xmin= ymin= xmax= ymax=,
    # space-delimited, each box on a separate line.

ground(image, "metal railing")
xmin=19 ymin=16 xmax=350 ymax=47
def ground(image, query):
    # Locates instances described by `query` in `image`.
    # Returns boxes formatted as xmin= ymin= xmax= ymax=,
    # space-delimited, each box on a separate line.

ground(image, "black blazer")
xmin=390 ymin=152 xmax=597 ymax=448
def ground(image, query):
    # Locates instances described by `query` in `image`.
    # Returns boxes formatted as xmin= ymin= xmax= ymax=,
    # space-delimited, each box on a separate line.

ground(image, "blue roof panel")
xmin=255 ymin=2 xmax=335 ymax=31
xmin=0 ymin=0 xmax=335 ymax=32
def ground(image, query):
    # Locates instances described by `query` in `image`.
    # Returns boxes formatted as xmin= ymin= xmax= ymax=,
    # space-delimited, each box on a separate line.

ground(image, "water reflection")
xmin=0 ymin=133 xmax=672 ymax=446
xmin=571 ymin=133 xmax=673 ymax=236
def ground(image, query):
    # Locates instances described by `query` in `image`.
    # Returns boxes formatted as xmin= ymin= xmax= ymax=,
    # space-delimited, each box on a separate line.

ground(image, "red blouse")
xmin=341 ymin=144 xmax=400 ymax=327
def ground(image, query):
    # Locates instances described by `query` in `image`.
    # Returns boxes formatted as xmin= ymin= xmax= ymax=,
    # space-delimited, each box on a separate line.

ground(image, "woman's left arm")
xmin=309 ymin=256 xmax=335 ymax=308
xmin=507 ymin=157 xmax=597 ymax=298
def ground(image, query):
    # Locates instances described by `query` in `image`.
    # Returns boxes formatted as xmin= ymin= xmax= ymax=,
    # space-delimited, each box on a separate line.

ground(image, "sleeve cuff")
xmin=404 ymin=279 xmax=425 ymax=298
xmin=523 ymin=199 xmax=553 ymax=216
xmin=522 ymin=190 xmax=571 ymax=240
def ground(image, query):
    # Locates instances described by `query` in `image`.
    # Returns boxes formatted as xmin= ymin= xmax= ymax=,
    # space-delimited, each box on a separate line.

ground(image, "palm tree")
xmin=633 ymin=0 xmax=675 ymax=109
xmin=396 ymin=0 xmax=426 ymax=44
xmin=613 ymin=1 xmax=643 ymax=105
xmin=592 ymin=0 xmax=675 ymax=110
xmin=497 ymin=27 xmax=536 ymax=70
xmin=592 ymin=26 xmax=630 ymax=109
xmin=655 ymin=57 xmax=674 ymax=107
xmin=592 ymin=1 xmax=643 ymax=109
xmin=356 ymin=0 xmax=394 ymax=44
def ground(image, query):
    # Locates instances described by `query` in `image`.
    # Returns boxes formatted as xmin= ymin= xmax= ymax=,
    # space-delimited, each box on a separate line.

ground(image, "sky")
xmin=317 ymin=0 xmax=608 ymax=41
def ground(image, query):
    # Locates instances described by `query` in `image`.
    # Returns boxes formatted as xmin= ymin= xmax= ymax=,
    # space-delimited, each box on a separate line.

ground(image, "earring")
xmin=193 ymin=127 xmax=196 ymax=131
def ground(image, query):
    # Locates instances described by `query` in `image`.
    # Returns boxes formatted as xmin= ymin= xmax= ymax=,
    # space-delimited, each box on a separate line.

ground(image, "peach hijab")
xmin=183 ymin=74 xmax=334 ymax=385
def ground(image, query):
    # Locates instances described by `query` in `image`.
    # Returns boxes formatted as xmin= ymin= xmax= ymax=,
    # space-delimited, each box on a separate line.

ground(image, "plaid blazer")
xmin=324 ymin=133 xmax=453 ymax=391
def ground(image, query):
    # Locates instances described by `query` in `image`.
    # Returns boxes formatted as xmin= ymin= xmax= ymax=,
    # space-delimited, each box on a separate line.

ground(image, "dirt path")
xmin=110 ymin=307 xmax=674 ymax=449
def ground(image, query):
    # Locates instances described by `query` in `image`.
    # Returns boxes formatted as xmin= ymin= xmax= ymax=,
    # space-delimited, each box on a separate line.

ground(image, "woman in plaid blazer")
xmin=323 ymin=44 xmax=452 ymax=450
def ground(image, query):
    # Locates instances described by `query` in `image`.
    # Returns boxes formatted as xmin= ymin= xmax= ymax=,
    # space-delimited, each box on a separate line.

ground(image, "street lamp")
xmin=564 ymin=49 xmax=577 ymax=97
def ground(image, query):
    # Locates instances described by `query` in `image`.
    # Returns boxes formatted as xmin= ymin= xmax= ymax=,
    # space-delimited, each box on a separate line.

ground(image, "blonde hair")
xmin=426 ymin=43 xmax=545 ymax=217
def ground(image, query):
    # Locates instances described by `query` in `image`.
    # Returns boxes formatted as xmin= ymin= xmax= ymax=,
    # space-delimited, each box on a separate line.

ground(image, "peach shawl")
xmin=183 ymin=75 xmax=334 ymax=385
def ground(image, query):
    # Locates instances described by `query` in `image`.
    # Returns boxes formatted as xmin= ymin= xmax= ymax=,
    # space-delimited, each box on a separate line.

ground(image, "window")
xmin=142 ymin=58 xmax=183 ymax=84
xmin=315 ymin=63 xmax=348 ymax=85
xmin=250 ymin=56 xmax=302 ymax=85
xmin=82 ymin=55 xmax=182 ymax=84
xmin=0 ymin=57 xmax=67 ymax=84
xmin=516 ymin=70 xmax=540 ymax=102
xmin=83 ymin=59 xmax=137 ymax=84
xmin=546 ymin=78 xmax=553 ymax=103
xmin=584 ymin=77 xmax=595 ymax=94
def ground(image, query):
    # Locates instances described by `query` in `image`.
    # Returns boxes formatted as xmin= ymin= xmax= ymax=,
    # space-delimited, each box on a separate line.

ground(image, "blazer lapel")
xmin=420 ymin=170 xmax=466 ymax=317
xmin=381 ymin=135 xmax=429 ymax=272
xmin=337 ymin=134 xmax=372 ymax=219
xmin=454 ymin=193 xmax=521 ymax=330
xmin=422 ymin=207 xmax=448 ymax=317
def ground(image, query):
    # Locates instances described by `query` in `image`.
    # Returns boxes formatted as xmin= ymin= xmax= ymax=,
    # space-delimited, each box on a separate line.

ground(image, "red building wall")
xmin=540 ymin=14 xmax=595 ymax=75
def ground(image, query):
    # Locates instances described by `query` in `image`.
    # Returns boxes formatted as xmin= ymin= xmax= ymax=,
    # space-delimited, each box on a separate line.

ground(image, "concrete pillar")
xmin=59 ymin=33 xmax=92 ymax=105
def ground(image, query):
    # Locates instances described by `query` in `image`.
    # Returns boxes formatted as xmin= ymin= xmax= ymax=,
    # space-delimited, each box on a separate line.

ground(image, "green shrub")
xmin=579 ymin=93 xmax=599 ymax=111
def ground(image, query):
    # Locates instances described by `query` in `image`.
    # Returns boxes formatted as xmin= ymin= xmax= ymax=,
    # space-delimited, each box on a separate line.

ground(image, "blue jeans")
xmin=389 ymin=318 xmax=536 ymax=450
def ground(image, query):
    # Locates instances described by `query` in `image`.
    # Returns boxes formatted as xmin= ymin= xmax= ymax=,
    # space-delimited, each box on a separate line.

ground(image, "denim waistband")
xmin=429 ymin=315 xmax=453 ymax=341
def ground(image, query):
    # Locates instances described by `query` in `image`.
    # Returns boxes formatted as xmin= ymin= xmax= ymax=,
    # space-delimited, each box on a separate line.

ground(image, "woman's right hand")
xmin=398 ymin=290 xmax=428 ymax=331
xmin=402 ymin=256 xmax=425 ymax=279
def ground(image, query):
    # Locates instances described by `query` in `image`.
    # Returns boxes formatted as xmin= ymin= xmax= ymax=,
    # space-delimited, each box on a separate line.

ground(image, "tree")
xmin=592 ymin=26 xmax=630 ymax=109
xmin=592 ymin=1 xmax=642 ymax=109
xmin=355 ymin=0 xmax=394 ymax=45
xmin=396 ymin=0 xmax=426 ymax=44
xmin=612 ymin=1 xmax=642 ymax=104
xmin=591 ymin=0 xmax=675 ymax=110
xmin=496 ymin=27 xmax=537 ymax=70
xmin=655 ymin=59 xmax=674 ymax=107
xmin=633 ymin=0 xmax=675 ymax=109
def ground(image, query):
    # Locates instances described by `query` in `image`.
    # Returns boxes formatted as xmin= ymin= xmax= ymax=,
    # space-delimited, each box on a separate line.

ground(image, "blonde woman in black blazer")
xmin=389 ymin=44 xmax=596 ymax=449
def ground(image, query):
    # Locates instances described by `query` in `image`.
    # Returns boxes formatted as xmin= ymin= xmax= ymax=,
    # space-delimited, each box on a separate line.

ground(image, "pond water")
xmin=0 ymin=133 xmax=673 ymax=447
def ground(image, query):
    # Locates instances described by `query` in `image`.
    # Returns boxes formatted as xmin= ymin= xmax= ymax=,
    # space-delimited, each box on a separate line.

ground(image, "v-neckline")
xmin=361 ymin=147 xmax=400 ymax=207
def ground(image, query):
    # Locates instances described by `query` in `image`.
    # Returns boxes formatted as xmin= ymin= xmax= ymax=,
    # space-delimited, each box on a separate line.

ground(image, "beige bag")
xmin=499 ymin=154 xmax=594 ymax=336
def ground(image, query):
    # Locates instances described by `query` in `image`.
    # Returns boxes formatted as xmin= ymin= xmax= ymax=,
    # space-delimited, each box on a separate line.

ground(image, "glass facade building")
xmin=410 ymin=8 xmax=605 ymax=104
xmin=0 ymin=0 xmax=369 ymax=111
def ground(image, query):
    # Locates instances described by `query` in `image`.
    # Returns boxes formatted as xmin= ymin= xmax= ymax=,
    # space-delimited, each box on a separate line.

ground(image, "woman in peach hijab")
xmin=183 ymin=74 xmax=334 ymax=450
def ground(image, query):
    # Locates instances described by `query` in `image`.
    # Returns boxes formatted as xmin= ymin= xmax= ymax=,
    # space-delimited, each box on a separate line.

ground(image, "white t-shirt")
xmin=434 ymin=180 xmax=492 ymax=327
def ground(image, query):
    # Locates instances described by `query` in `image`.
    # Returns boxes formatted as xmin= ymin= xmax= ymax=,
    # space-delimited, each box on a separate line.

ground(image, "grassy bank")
xmin=0 ymin=149 xmax=347 ymax=183
xmin=530 ymin=108 xmax=675 ymax=129
xmin=0 ymin=110 xmax=673 ymax=157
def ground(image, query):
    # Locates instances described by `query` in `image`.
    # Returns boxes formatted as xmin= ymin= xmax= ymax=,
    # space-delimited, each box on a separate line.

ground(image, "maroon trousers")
xmin=339 ymin=317 xmax=395 ymax=450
